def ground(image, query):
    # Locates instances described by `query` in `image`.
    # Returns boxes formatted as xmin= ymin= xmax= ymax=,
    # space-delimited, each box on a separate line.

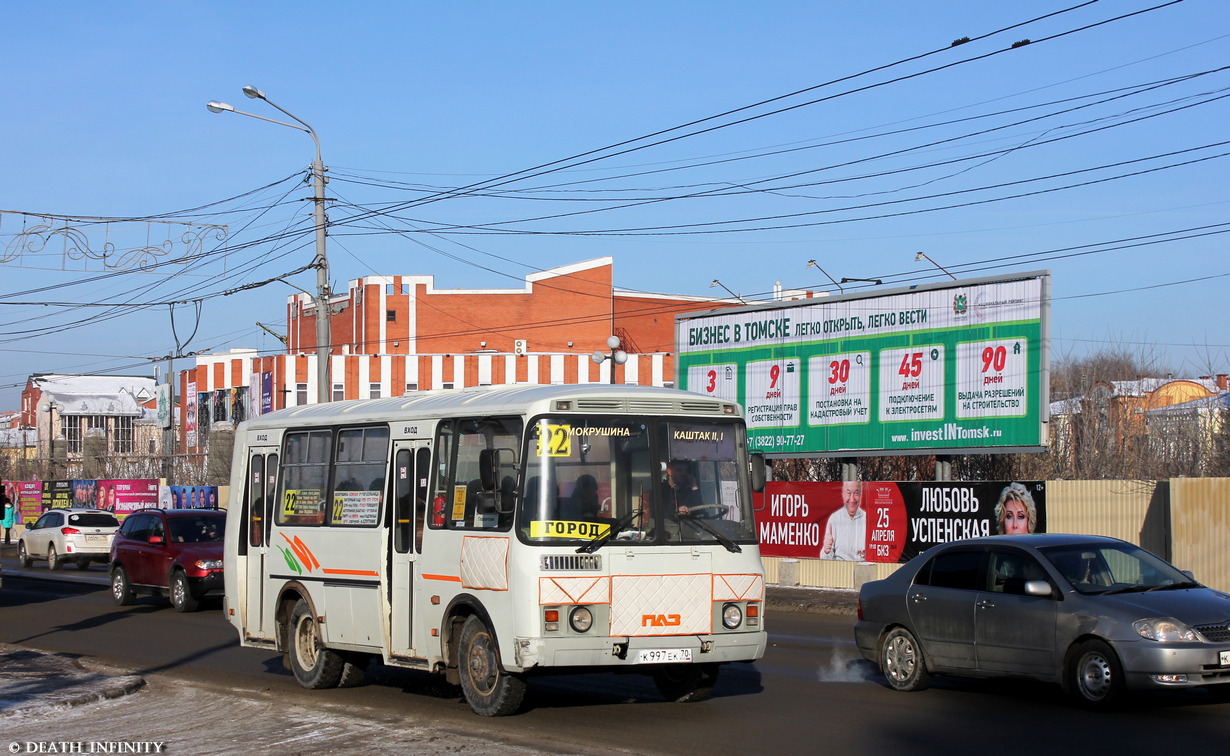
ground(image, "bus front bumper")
xmin=512 ymin=630 xmax=767 ymax=671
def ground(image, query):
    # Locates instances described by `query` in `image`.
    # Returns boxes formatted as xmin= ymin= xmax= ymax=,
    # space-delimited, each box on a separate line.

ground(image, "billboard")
xmin=756 ymin=480 xmax=1047 ymax=562
xmin=676 ymin=273 xmax=1049 ymax=456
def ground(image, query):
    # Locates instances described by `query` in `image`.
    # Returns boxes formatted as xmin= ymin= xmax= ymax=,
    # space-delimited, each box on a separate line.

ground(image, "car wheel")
xmin=457 ymin=615 xmax=526 ymax=716
xmin=881 ymin=627 xmax=931 ymax=692
xmin=653 ymin=663 xmax=719 ymax=702
xmin=1067 ymin=639 xmax=1125 ymax=709
xmin=17 ymin=541 xmax=32 ymax=568
xmin=287 ymin=598 xmax=343 ymax=689
xmin=111 ymin=566 xmax=134 ymax=606
xmin=47 ymin=544 xmax=62 ymax=571
xmin=170 ymin=570 xmax=200 ymax=613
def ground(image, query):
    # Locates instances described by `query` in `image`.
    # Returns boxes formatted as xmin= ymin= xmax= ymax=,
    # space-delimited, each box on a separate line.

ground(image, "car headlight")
xmin=569 ymin=606 xmax=593 ymax=633
xmin=722 ymin=602 xmax=743 ymax=630
xmin=195 ymin=559 xmax=224 ymax=571
xmin=1134 ymin=618 xmax=1198 ymax=642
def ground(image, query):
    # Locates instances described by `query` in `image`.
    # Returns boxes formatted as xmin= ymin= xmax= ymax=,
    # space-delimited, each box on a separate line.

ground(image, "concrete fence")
xmin=765 ymin=477 xmax=1230 ymax=593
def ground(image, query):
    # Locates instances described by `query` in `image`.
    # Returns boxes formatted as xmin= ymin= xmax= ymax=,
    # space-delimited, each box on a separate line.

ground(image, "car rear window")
xmin=68 ymin=512 xmax=119 ymax=527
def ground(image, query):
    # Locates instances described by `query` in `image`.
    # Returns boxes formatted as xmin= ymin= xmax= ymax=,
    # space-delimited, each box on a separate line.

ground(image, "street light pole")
xmin=591 ymin=335 xmax=629 ymax=385
xmin=914 ymin=251 xmax=957 ymax=280
xmin=207 ymin=87 xmax=332 ymax=403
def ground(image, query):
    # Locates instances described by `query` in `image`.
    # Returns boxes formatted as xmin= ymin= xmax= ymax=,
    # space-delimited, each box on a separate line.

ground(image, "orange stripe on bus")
xmin=422 ymin=573 xmax=463 ymax=582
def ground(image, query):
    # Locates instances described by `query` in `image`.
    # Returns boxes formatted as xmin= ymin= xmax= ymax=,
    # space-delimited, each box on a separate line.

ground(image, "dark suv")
xmin=109 ymin=509 xmax=226 ymax=612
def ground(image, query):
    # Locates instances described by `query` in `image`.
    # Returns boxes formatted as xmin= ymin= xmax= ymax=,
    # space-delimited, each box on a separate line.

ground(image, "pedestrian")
xmin=1 ymin=484 xmax=15 ymax=545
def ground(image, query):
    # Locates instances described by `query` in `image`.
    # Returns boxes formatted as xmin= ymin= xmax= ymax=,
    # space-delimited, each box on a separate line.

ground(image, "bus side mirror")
xmin=750 ymin=452 xmax=766 ymax=493
xmin=479 ymin=448 xmax=499 ymax=491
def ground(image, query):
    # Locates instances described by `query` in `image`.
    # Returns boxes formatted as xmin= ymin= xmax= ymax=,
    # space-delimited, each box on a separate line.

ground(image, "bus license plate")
xmin=637 ymin=648 xmax=692 ymax=664
xmin=1220 ymin=650 xmax=1230 ymax=667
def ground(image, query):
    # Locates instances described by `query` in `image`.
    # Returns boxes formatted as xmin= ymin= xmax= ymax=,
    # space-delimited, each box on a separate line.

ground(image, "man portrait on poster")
xmin=821 ymin=480 xmax=867 ymax=561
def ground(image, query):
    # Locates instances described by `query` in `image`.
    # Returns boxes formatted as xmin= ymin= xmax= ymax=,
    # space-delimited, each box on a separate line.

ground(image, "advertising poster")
xmin=99 ymin=479 xmax=160 ymax=518
xmin=186 ymin=381 xmax=197 ymax=448
xmin=169 ymin=485 xmax=220 ymax=510
xmin=12 ymin=481 xmax=44 ymax=524
xmin=42 ymin=480 xmax=73 ymax=509
xmin=677 ymin=275 xmax=1048 ymax=456
xmin=756 ymin=480 xmax=1046 ymax=562
xmin=261 ymin=371 xmax=274 ymax=415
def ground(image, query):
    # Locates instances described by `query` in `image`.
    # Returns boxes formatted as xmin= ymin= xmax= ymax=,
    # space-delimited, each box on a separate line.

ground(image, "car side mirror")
xmin=1024 ymin=579 xmax=1053 ymax=598
xmin=1182 ymin=570 xmax=1195 ymax=581
xmin=149 ymin=535 xmax=164 ymax=545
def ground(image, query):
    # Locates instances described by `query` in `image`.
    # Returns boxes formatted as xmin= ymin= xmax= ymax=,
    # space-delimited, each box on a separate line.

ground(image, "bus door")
xmin=388 ymin=440 xmax=432 ymax=659
xmin=243 ymin=446 xmax=280 ymax=642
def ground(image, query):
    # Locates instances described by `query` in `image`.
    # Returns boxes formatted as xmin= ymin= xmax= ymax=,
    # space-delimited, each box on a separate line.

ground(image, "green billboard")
xmin=676 ymin=273 xmax=1050 ymax=457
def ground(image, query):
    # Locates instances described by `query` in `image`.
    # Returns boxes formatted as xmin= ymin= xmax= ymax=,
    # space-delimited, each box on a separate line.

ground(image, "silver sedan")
xmin=854 ymin=533 xmax=1230 ymax=707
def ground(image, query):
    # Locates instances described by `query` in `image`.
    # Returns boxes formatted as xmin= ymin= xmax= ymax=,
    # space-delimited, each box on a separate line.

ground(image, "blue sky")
xmin=2 ymin=1 xmax=1228 ymax=407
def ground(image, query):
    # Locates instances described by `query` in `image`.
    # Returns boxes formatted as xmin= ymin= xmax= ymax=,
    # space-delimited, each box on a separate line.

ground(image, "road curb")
xmin=0 ymin=647 xmax=146 ymax=716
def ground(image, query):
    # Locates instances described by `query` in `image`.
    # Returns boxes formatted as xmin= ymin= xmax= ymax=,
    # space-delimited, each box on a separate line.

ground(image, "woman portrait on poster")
xmin=995 ymin=482 xmax=1037 ymax=535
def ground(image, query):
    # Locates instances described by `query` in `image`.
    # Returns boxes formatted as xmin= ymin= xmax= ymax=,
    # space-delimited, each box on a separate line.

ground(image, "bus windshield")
xmin=520 ymin=416 xmax=756 ymax=547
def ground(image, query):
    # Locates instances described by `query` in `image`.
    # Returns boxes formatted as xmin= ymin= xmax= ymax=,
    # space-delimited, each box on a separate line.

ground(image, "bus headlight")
xmin=569 ymin=606 xmax=594 ymax=633
xmin=722 ymin=602 xmax=743 ymax=630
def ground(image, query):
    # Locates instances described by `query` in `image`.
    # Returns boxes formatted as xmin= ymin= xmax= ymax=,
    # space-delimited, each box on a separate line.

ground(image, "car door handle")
xmin=909 ymin=592 xmax=927 ymax=603
xmin=977 ymin=599 xmax=996 ymax=609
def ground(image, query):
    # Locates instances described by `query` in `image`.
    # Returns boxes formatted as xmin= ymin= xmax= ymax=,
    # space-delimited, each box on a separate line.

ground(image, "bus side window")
xmin=265 ymin=454 xmax=279 ymax=544
xmin=394 ymin=449 xmax=412 ymax=553
xmin=248 ymin=454 xmax=266 ymax=549
xmin=414 ymin=447 xmax=430 ymax=552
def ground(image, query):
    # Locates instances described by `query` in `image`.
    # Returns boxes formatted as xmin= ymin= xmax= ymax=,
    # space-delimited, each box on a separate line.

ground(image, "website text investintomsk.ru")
xmin=891 ymin=423 xmax=1003 ymax=443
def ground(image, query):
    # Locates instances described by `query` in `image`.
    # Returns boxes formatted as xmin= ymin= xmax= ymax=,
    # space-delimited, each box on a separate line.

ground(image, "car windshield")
xmin=519 ymin=416 xmax=757 ymax=548
xmin=67 ymin=512 xmax=118 ymax=528
xmin=169 ymin=515 xmax=226 ymax=544
xmin=1039 ymin=542 xmax=1194 ymax=595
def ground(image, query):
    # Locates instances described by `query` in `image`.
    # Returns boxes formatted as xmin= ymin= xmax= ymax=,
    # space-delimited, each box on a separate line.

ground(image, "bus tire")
xmin=287 ymin=598 xmax=344 ymax=689
xmin=458 ymin=615 xmax=526 ymax=716
xmin=653 ymin=663 xmax=718 ymax=702
xmin=337 ymin=652 xmax=369 ymax=688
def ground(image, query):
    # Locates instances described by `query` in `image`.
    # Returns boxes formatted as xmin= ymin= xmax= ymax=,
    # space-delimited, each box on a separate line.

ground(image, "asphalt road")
xmin=3 ymin=563 xmax=1230 ymax=755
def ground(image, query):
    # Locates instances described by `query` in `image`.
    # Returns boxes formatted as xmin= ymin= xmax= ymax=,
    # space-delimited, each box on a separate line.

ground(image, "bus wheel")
xmin=337 ymin=652 xmax=369 ymax=688
xmin=653 ymin=663 xmax=718 ymax=702
xmin=287 ymin=598 xmax=343 ymax=689
xmin=458 ymin=615 xmax=526 ymax=716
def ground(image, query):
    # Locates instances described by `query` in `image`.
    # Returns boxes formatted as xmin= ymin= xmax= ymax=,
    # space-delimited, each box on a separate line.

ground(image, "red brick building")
xmin=177 ymin=258 xmax=755 ymax=452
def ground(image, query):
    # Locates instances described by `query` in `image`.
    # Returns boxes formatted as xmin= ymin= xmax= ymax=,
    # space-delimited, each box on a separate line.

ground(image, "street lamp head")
xmin=805 ymin=259 xmax=817 ymax=268
xmin=242 ymin=85 xmax=266 ymax=100
xmin=914 ymin=251 xmax=926 ymax=262
xmin=606 ymin=335 xmax=622 ymax=350
xmin=591 ymin=351 xmax=607 ymax=365
xmin=206 ymin=101 xmax=234 ymax=114
xmin=612 ymin=350 xmax=628 ymax=365
xmin=710 ymin=279 xmax=720 ymax=287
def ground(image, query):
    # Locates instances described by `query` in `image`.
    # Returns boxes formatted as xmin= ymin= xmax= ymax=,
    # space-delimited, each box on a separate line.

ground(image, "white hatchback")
xmin=18 ymin=508 xmax=120 ymax=570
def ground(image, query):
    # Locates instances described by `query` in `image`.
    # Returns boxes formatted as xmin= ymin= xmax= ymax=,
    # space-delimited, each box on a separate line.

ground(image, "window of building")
xmin=386 ymin=283 xmax=394 ymax=296
xmin=405 ymin=383 xmax=418 ymax=394
xmin=332 ymin=383 xmax=345 ymax=402
xmin=369 ymin=383 xmax=381 ymax=399
xmin=386 ymin=310 xmax=396 ymax=322
xmin=62 ymin=415 xmax=83 ymax=454
xmin=115 ymin=416 xmax=134 ymax=453
xmin=296 ymin=383 xmax=308 ymax=406
xmin=401 ymin=283 xmax=410 ymax=295
xmin=442 ymin=382 xmax=455 ymax=390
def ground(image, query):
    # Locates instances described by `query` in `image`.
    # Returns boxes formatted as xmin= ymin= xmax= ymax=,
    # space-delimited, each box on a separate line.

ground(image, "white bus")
xmin=223 ymin=383 xmax=767 ymax=715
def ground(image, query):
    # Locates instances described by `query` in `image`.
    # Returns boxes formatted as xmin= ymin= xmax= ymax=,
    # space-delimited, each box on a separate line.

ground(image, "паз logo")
xmin=642 ymin=613 xmax=682 ymax=627
xmin=952 ymin=293 xmax=968 ymax=316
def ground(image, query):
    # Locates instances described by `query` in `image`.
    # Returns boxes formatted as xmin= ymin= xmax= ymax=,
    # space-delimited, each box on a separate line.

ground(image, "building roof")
xmin=31 ymin=374 xmax=157 ymax=418
xmin=1142 ymin=392 xmax=1230 ymax=416
xmin=1104 ymin=377 xmax=1221 ymax=397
